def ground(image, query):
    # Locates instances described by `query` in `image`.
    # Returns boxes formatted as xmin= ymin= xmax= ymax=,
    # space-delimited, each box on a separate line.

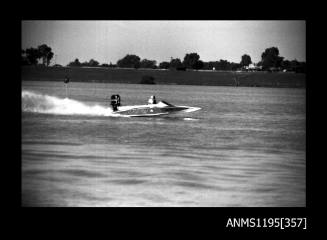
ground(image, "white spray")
xmin=22 ymin=90 xmax=115 ymax=116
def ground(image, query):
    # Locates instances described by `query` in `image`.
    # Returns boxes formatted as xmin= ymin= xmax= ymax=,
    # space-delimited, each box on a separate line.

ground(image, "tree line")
xmin=21 ymin=44 xmax=54 ymax=66
xmin=22 ymin=44 xmax=306 ymax=73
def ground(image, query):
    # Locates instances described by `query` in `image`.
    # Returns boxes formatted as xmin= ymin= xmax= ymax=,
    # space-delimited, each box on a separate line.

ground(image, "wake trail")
xmin=22 ymin=90 xmax=116 ymax=116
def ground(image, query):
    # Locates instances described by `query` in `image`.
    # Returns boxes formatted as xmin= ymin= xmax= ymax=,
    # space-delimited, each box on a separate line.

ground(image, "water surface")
xmin=22 ymin=81 xmax=306 ymax=207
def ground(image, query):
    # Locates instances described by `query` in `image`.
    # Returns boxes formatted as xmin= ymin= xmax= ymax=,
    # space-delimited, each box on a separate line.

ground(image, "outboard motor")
xmin=110 ymin=94 xmax=121 ymax=111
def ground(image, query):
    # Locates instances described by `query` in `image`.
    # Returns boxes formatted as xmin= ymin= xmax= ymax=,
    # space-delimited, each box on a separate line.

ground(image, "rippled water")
xmin=22 ymin=81 xmax=306 ymax=207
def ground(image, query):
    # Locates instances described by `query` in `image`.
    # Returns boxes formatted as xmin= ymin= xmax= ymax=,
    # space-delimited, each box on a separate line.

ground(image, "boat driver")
xmin=148 ymin=95 xmax=157 ymax=104
xmin=110 ymin=94 xmax=120 ymax=111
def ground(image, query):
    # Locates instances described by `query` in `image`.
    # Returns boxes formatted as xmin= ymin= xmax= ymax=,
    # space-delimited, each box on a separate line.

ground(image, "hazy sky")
xmin=22 ymin=20 xmax=306 ymax=66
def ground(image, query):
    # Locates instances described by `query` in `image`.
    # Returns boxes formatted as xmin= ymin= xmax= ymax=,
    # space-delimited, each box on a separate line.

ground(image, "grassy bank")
xmin=21 ymin=66 xmax=306 ymax=88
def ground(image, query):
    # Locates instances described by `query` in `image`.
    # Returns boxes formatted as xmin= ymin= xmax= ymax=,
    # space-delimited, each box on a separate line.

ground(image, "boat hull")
xmin=113 ymin=101 xmax=200 ymax=117
xmin=116 ymin=106 xmax=188 ymax=116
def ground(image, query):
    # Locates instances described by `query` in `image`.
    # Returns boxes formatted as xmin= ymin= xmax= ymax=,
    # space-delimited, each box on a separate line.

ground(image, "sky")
xmin=22 ymin=20 xmax=306 ymax=66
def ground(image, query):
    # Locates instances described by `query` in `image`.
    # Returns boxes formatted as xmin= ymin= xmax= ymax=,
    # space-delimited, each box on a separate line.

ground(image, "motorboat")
xmin=112 ymin=100 xmax=201 ymax=117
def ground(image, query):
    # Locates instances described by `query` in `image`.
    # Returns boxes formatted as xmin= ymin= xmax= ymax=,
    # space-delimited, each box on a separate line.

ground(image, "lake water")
xmin=22 ymin=81 xmax=306 ymax=207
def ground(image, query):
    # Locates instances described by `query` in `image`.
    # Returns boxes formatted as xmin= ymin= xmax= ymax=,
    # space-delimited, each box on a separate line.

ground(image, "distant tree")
xmin=289 ymin=59 xmax=306 ymax=73
xmin=38 ymin=44 xmax=54 ymax=66
xmin=159 ymin=61 xmax=170 ymax=69
xmin=240 ymin=54 xmax=252 ymax=67
xmin=261 ymin=47 xmax=284 ymax=70
xmin=193 ymin=60 xmax=204 ymax=70
xmin=25 ymin=47 xmax=40 ymax=65
xmin=101 ymin=63 xmax=110 ymax=67
xmin=202 ymin=61 xmax=216 ymax=70
xmin=281 ymin=59 xmax=291 ymax=71
xmin=81 ymin=61 xmax=89 ymax=66
xmin=88 ymin=59 xmax=99 ymax=67
xmin=183 ymin=53 xmax=201 ymax=69
xmin=67 ymin=58 xmax=82 ymax=67
xmin=46 ymin=52 xmax=54 ymax=66
xmin=231 ymin=62 xmax=241 ymax=71
xmin=218 ymin=59 xmax=231 ymax=70
xmin=140 ymin=59 xmax=157 ymax=69
xmin=117 ymin=54 xmax=141 ymax=68
xmin=176 ymin=66 xmax=186 ymax=71
xmin=22 ymin=44 xmax=55 ymax=66
xmin=202 ymin=62 xmax=210 ymax=70
xmin=212 ymin=61 xmax=220 ymax=70
xmin=290 ymin=59 xmax=299 ymax=69
xmin=169 ymin=58 xmax=183 ymax=69
xmin=202 ymin=60 xmax=240 ymax=71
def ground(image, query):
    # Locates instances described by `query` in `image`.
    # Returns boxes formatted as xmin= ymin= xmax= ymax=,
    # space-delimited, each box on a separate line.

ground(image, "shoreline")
xmin=21 ymin=66 xmax=306 ymax=89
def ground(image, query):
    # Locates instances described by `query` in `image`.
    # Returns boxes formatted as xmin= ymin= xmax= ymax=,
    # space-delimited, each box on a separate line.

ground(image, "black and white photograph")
xmin=21 ymin=20 xmax=306 ymax=207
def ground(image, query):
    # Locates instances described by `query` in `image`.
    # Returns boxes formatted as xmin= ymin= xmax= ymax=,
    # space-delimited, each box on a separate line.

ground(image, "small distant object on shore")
xmin=64 ymin=75 xmax=70 ymax=84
